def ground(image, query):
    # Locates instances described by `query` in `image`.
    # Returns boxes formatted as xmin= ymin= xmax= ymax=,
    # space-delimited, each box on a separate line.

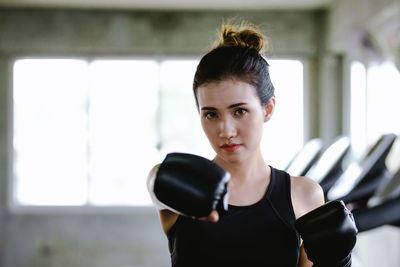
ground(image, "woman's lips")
xmin=221 ymin=143 xmax=241 ymax=152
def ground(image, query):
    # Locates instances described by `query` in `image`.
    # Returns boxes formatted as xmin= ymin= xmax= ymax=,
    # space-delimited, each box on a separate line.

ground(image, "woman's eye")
xmin=234 ymin=108 xmax=248 ymax=117
xmin=204 ymin=112 xmax=218 ymax=119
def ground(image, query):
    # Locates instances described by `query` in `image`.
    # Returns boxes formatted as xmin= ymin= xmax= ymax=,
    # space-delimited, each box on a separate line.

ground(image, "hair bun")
xmin=214 ymin=22 xmax=268 ymax=54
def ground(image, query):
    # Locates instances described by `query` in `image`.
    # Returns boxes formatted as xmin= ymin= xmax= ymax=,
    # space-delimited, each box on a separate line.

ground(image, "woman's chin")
xmin=216 ymin=151 xmax=244 ymax=164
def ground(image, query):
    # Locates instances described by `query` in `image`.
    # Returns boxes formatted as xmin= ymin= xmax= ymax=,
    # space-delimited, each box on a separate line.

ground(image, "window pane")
xmin=261 ymin=60 xmax=304 ymax=169
xmin=13 ymin=59 xmax=89 ymax=205
xmin=366 ymin=62 xmax=400 ymax=172
xmin=366 ymin=62 xmax=400 ymax=143
xmin=159 ymin=60 xmax=213 ymax=158
xmin=88 ymin=60 xmax=160 ymax=205
xmin=350 ymin=61 xmax=368 ymax=158
xmin=13 ymin=58 xmax=306 ymax=207
xmin=350 ymin=61 xmax=400 ymax=162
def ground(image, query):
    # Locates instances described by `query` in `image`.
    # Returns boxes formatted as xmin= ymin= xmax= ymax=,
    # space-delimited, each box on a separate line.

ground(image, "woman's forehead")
xmin=197 ymin=80 xmax=258 ymax=107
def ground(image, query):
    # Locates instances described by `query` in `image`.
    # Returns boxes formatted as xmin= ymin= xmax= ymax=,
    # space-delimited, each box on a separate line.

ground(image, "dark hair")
xmin=193 ymin=23 xmax=275 ymax=108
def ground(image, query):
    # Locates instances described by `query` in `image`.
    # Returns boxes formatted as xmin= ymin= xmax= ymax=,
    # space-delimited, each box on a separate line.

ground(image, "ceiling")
xmin=0 ymin=0 xmax=334 ymax=10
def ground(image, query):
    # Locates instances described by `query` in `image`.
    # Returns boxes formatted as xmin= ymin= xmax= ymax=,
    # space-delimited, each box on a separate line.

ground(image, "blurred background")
xmin=0 ymin=0 xmax=400 ymax=266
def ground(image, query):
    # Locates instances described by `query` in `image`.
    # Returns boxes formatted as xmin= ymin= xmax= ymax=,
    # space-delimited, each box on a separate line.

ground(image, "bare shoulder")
xmin=290 ymin=176 xmax=325 ymax=219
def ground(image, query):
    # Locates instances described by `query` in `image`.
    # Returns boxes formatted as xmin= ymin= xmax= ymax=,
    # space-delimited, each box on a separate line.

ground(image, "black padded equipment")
xmin=153 ymin=153 xmax=230 ymax=218
xmin=295 ymin=200 xmax=358 ymax=267
xmin=306 ymin=136 xmax=350 ymax=194
xmin=327 ymin=134 xmax=397 ymax=208
xmin=353 ymin=194 xmax=400 ymax=232
xmin=285 ymin=138 xmax=323 ymax=176
xmin=352 ymin=168 xmax=400 ymax=232
xmin=368 ymin=168 xmax=400 ymax=206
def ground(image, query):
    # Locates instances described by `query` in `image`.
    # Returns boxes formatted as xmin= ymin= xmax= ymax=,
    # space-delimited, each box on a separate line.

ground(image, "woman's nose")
xmin=218 ymin=117 xmax=237 ymax=139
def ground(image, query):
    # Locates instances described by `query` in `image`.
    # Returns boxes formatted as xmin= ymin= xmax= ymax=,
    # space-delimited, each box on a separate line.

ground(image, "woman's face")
xmin=197 ymin=79 xmax=274 ymax=164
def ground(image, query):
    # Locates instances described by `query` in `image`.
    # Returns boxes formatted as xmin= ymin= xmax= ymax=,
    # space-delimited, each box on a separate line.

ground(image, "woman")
xmin=148 ymin=23 xmax=354 ymax=266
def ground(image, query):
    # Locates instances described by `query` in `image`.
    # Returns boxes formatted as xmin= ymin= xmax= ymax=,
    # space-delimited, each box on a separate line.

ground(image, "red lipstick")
xmin=221 ymin=143 xmax=240 ymax=152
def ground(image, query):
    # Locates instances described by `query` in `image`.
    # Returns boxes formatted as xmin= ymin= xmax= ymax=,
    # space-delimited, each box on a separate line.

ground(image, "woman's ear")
xmin=264 ymin=97 xmax=275 ymax=122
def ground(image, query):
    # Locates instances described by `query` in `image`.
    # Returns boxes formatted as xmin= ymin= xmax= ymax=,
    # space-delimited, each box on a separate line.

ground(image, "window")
xmin=366 ymin=62 xmax=400 ymax=143
xmin=262 ymin=60 xmax=304 ymax=169
xmin=12 ymin=58 xmax=304 ymax=208
xmin=86 ymin=60 xmax=161 ymax=206
xmin=350 ymin=62 xmax=400 ymax=172
xmin=13 ymin=59 xmax=90 ymax=206
xmin=350 ymin=61 xmax=400 ymax=168
xmin=350 ymin=61 xmax=368 ymax=158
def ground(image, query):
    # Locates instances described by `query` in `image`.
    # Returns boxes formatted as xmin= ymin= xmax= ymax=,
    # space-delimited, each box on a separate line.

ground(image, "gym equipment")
xmin=353 ymin=168 xmax=400 ymax=232
xmin=368 ymin=167 xmax=400 ymax=206
xmin=285 ymin=138 xmax=323 ymax=176
xmin=327 ymin=134 xmax=397 ymax=208
xmin=306 ymin=136 xmax=351 ymax=194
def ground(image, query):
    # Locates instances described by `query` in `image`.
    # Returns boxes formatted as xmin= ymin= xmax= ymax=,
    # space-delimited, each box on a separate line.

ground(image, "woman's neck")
xmin=214 ymin=150 xmax=269 ymax=185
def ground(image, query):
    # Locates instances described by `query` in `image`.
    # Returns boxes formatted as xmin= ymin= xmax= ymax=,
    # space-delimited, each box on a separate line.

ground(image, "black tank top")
xmin=167 ymin=167 xmax=301 ymax=267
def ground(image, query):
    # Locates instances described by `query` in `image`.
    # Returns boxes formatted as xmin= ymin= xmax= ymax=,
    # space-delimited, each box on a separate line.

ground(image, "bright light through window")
xmin=14 ymin=59 xmax=89 ymax=205
xmin=366 ymin=62 xmax=400 ymax=172
xmin=88 ymin=60 xmax=160 ymax=206
xmin=158 ymin=60 xmax=212 ymax=158
xmin=350 ymin=61 xmax=367 ymax=158
xmin=350 ymin=61 xmax=400 ymax=161
xmin=366 ymin=62 xmax=400 ymax=143
xmin=12 ymin=58 xmax=304 ymax=207
xmin=262 ymin=60 xmax=304 ymax=169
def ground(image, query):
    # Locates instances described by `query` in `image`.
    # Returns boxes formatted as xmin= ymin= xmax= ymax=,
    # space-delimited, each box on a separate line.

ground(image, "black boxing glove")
xmin=148 ymin=153 xmax=230 ymax=218
xmin=295 ymin=200 xmax=358 ymax=267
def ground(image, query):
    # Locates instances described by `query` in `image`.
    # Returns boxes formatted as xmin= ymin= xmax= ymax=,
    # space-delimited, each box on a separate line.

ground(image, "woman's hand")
xmin=199 ymin=210 xmax=220 ymax=223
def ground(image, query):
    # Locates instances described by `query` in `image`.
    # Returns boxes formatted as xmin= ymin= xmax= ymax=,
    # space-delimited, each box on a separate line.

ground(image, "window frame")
xmin=347 ymin=59 xmax=400 ymax=162
xmin=7 ymin=54 xmax=202 ymax=214
xmin=7 ymin=53 xmax=309 ymax=214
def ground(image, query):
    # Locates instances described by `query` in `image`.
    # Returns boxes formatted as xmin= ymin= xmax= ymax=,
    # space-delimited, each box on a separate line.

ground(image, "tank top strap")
xmin=266 ymin=166 xmax=298 ymax=229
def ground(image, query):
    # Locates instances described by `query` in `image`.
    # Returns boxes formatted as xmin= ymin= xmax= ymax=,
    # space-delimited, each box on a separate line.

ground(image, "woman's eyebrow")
xmin=201 ymin=106 xmax=216 ymax=111
xmin=201 ymin=102 xmax=248 ymax=111
xmin=228 ymin=102 xmax=247 ymax=109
